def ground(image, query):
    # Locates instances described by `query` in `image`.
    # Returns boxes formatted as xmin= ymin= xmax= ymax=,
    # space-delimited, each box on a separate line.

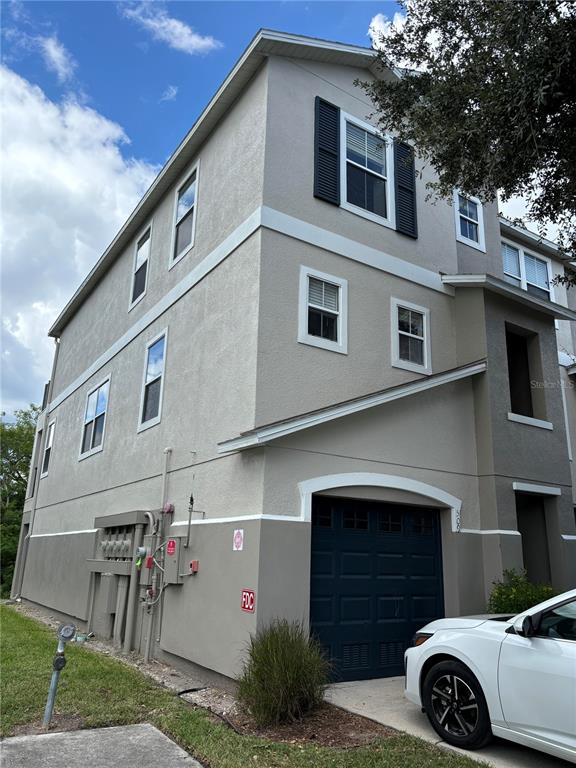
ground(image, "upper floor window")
xmin=501 ymin=241 xmax=552 ymax=300
xmin=172 ymin=169 xmax=197 ymax=266
xmin=130 ymin=227 xmax=151 ymax=308
xmin=454 ymin=191 xmax=485 ymax=252
xmin=391 ymin=298 xmax=431 ymax=375
xmin=298 ymin=266 xmax=348 ymax=355
xmin=138 ymin=332 xmax=167 ymax=431
xmin=41 ymin=421 xmax=55 ymax=478
xmin=341 ymin=113 xmax=394 ymax=228
xmin=80 ymin=379 xmax=109 ymax=458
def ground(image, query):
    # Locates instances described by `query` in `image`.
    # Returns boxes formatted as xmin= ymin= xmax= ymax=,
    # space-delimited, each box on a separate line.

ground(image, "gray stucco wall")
xmin=52 ymin=62 xmax=269 ymax=399
xmin=255 ymin=228 xmax=458 ymax=426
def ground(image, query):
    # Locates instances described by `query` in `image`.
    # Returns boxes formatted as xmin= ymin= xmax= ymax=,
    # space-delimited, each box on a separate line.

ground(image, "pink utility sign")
xmin=166 ymin=539 xmax=176 ymax=556
xmin=241 ymin=589 xmax=255 ymax=612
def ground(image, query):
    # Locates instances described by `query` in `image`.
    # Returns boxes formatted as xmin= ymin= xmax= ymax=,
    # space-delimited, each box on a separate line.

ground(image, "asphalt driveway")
xmin=326 ymin=677 xmax=571 ymax=768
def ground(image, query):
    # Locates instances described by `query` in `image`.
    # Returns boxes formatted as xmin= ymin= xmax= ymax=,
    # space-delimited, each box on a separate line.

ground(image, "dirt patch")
xmin=182 ymin=688 xmax=396 ymax=749
xmin=12 ymin=714 xmax=84 ymax=736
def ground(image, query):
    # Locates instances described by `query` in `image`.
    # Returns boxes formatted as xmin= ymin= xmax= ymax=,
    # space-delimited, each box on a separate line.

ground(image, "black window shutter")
xmin=314 ymin=97 xmax=340 ymax=205
xmin=394 ymin=140 xmax=417 ymax=238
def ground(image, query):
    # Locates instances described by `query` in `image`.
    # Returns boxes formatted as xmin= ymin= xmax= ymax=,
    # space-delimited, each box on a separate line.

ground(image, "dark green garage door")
xmin=310 ymin=496 xmax=444 ymax=681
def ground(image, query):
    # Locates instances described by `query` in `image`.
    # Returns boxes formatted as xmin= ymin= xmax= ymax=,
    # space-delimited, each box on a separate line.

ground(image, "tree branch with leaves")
xmin=363 ymin=0 xmax=576 ymax=282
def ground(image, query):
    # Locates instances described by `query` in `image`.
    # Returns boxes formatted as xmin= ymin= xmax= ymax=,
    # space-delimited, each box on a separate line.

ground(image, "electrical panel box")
xmin=164 ymin=536 xmax=186 ymax=585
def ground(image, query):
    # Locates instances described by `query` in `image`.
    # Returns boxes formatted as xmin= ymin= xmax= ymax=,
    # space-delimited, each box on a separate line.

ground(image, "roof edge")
xmin=442 ymin=274 xmax=576 ymax=321
xmin=218 ymin=360 xmax=487 ymax=452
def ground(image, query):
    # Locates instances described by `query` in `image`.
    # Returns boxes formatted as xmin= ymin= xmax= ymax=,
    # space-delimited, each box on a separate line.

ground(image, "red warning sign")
xmin=241 ymin=589 xmax=255 ymax=613
xmin=167 ymin=539 xmax=176 ymax=556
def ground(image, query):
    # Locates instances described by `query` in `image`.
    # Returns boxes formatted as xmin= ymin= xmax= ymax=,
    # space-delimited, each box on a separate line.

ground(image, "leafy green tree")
xmin=364 ymin=0 xmax=576 ymax=273
xmin=1 ymin=405 xmax=40 ymax=597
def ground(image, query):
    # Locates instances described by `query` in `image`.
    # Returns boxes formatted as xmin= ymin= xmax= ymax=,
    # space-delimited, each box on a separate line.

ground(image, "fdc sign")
xmin=241 ymin=589 xmax=255 ymax=613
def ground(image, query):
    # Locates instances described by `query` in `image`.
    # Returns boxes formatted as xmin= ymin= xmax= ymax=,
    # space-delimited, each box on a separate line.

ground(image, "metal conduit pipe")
xmin=123 ymin=522 xmax=145 ymax=654
xmin=155 ymin=448 xmax=172 ymax=656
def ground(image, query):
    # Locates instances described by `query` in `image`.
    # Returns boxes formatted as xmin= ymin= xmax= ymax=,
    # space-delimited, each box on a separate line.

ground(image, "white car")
xmin=405 ymin=589 xmax=576 ymax=763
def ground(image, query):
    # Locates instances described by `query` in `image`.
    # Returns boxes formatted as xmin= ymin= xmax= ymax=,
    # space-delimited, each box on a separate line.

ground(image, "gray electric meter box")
xmin=164 ymin=536 xmax=186 ymax=585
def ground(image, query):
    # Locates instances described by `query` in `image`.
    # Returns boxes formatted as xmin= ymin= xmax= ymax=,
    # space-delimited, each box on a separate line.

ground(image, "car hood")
xmin=419 ymin=615 xmax=512 ymax=632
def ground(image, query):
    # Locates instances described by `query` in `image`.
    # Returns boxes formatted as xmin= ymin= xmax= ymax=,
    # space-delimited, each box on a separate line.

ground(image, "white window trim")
xmin=40 ymin=420 xmax=56 ymax=479
xmin=169 ymin=161 xmax=200 ymax=271
xmin=298 ymin=266 xmax=348 ymax=355
xmin=391 ymin=297 xmax=432 ymax=375
xmin=340 ymin=111 xmax=396 ymax=230
xmin=128 ymin=221 xmax=153 ymax=312
xmin=507 ymin=412 xmax=553 ymax=431
xmin=501 ymin=237 xmax=555 ymax=302
xmin=78 ymin=375 xmax=111 ymax=461
xmin=137 ymin=328 xmax=168 ymax=433
xmin=453 ymin=190 xmax=486 ymax=253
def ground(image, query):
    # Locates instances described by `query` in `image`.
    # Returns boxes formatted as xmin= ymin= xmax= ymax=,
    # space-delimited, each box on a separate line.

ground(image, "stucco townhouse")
xmin=12 ymin=30 xmax=576 ymax=683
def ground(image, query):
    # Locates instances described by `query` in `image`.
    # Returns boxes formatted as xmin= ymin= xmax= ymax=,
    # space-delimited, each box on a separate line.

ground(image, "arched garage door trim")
xmin=298 ymin=472 xmax=462 ymax=531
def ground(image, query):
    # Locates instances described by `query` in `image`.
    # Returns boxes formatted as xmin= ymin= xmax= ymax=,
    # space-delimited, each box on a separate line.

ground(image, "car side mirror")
xmin=513 ymin=614 xmax=538 ymax=637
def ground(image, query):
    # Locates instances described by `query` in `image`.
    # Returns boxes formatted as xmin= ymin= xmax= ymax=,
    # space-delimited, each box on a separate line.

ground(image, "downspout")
xmin=13 ymin=337 xmax=61 ymax=598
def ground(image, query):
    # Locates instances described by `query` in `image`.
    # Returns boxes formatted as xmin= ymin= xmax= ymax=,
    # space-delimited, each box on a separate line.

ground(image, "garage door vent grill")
xmin=379 ymin=641 xmax=405 ymax=668
xmin=342 ymin=643 xmax=369 ymax=669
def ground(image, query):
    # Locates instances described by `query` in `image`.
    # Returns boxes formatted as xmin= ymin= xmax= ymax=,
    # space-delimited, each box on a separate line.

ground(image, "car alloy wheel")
xmin=422 ymin=660 xmax=492 ymax=749
xmin=430 ymin=673 xmax=479 ymax=737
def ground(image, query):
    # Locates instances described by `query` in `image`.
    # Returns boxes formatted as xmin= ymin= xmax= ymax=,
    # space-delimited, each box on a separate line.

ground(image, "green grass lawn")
xmin=0 ymin=606 xmax=484 ymax=768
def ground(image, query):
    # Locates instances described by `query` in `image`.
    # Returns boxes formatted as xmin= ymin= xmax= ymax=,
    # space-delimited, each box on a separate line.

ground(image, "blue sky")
xmin=1 ymin=1 xmax=401 ymax=417
xmin=4 ymin=1 xmax=397 ymax=165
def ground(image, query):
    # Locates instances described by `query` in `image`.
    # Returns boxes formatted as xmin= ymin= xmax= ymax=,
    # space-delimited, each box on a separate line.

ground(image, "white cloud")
xmin=0 ymin=66 xmax=159 ymax=415
xmin=38 ymin=35 xmax=77 ymax=83
xmin=368 ymin=11 xmax=407 ymax=50
xmin=368 ymin=9 xmax=440 ymax=70
xmin=159 ymin=84 xmax=178 ymax=102
xmin=121 ymin=2 xmax=222 ymax=55
xmin=3 ymin=28 xmax=77 ymax=84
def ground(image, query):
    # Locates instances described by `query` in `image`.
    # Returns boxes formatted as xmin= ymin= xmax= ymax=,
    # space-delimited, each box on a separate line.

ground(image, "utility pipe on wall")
xmin=123 ymin=522 xmax=145 ymax=654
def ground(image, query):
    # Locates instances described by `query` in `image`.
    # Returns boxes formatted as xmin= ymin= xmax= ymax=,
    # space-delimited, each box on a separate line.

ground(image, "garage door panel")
xmin=341 ymin=551 xmax=372 ymax=576
xmin=311 ymin=550 xmax=335 ymax=577
xmin=311 ymin=496 xmax=444 ymax=681
xmin=340 ymin=595 xmax=372 ymax=623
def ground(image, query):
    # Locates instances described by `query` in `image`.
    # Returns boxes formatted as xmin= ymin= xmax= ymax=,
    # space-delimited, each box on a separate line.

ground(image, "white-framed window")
xmin=501 ymin=239 xmax=553 ymax=301
xmin=40 ymin=420 xmax=55 ymax=478
xmin=340 ymin=112 xmax=395 ymax=229
xmin=170 ymin=164 xmax=198 ymax=268
xmin=391 ymin=298 xmax=431 ymax=374
xmin=129 ymin=224 xmax=152 ymax=310
xmin=138 ymin=330 xmax=167 ymax=431
xmin=298 ymin=266 xmax=348 ymax=354
xmin=80 ymin=378 xmax=110 ymax=459
xmin=453 ymin=191 xmax=485 ymax=252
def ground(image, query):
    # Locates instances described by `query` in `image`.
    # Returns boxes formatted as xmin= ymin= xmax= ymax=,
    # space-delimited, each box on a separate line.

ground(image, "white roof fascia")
xmin=218 ymin=360 xmax=487 ymax=453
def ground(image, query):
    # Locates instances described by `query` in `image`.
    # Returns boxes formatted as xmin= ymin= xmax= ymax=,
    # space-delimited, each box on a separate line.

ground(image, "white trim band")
xmin=49 ymin=206 xmax=456 ymax=414
xmin=459 ymin=528 xmax=521 ymax=536
xmin=30 ymin=529 xmax=98 ymax=538
xmin=512 ymin=482 xmax=562 ymax=496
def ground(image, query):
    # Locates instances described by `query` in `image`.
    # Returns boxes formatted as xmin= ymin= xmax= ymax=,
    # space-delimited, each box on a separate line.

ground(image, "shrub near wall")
xmin=487 ymin=569 xmax=556 ymax=614
xmin=237 ymin=619 xmax=330 ymax=726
